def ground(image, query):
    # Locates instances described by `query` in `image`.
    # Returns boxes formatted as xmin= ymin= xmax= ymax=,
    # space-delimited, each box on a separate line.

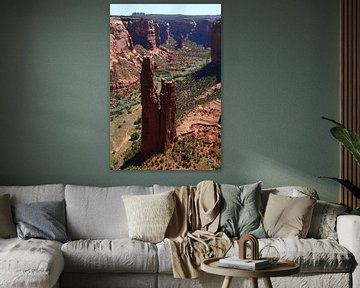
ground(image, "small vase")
xmin=259 ymin=245 xmax=280 ymax=264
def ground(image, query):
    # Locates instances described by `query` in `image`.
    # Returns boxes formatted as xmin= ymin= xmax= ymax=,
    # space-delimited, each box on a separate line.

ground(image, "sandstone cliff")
xmin=110 ymin=17 xmax=142 ymax=90
xmin=168 ymin=20 xmax=196 ymax=48
xmin=127 ymin=19 xmax=157 ymax=51
xmin=189 ymin=19 xmax=213 ymax=48
xmin=110 ymin=19 xmax=134 ymax=72
xmin=119 ymin=16 xmax=217 ymax=51
xmin=211 ymin=19 xmax=221 ymax=64
xmin=154 ymin=23 xmax=161 ymax=47
xmin=158 ymin=22 xmax=170 ymax=45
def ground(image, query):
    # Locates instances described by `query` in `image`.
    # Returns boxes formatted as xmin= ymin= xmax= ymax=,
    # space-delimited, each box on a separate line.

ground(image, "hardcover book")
xmin=218 ymin=257 xmax=271 ymax=270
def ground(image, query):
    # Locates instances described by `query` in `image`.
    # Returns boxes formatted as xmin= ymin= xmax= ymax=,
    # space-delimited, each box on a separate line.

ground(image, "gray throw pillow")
xmin=218 ymin=182 xmax=266 ymax=238
xmin=307 ymin=200 xmax=347 ymax=240
xmin=12 ymin=200 xmax=70 ymax=243
xmin=0 ymin=194 xmax=17 ymax=238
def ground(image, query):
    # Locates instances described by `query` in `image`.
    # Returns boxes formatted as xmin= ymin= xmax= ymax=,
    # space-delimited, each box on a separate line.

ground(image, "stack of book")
xmin=218 ymin=257 xmax=271 ymax=270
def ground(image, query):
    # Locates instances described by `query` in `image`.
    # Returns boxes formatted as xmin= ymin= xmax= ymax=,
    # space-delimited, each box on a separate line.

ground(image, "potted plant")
xmin=320 ymin=117 xmax=360 ymax=215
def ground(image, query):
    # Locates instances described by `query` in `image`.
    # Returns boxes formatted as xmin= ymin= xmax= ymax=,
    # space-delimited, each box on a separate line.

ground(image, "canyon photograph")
xmin=110 ymin=4 xmax=221 ymax=170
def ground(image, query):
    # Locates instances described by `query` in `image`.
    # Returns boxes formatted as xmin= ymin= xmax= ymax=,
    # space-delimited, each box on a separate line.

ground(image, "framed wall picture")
xmin=110 ymin=4 xmax=221 ymax=170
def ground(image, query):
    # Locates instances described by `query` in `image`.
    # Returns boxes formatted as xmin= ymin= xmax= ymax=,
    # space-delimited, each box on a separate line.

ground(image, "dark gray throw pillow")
xmin=0 ymin=194 xmax=17 ymax=238
xmin=218 ymin=182 xmax=266 ymax=238
xmin=12 ymin=200 xmax=70 ymax=243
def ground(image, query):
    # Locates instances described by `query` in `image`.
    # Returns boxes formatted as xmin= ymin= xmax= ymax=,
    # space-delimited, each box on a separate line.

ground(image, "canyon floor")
xmin=110 ymin=38 xmax=221 ymax=170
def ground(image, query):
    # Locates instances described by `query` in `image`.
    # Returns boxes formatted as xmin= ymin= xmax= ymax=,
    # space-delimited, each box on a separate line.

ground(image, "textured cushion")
xmin=263 ymin=193 xmax=316 ymax=238
xmin=12 ymin=200 xmax=70 ymax=243
xmin=218 ymin=182 xmax=266 ymax=238
xmin=61 ymin=239 xmax=158 ymax=273
xmin=0 ymin=194 xmax=16 ymax=238
xmin=158 ymin=237 xmax=353 ymax=274
xmin=65 ymin=185 xmax=153 ymax=239
xmin=307 ymin=200 xmax=347 ymax=240
xmin=0 ymin=184 xmax=65 ymax=204
xmin=0 ymin=238 xmax=64 ymax=288
xmin=122 ymin=191 xmax=175 ymax=243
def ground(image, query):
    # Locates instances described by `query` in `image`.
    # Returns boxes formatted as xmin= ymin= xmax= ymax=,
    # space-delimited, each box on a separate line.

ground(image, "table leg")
xmin=263 ymin=277 xmax=273 ymax=288
xmin=251 ymin=278 xmax=258 ymax=288
xmin=221 ymin=276 xmax=232 ymax=288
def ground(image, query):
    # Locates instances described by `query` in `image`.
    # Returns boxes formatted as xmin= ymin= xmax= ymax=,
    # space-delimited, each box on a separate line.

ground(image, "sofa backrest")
xmin=153 ymin=184 xmax=176 ymax=194
xmin=65 ymin=184 xmax=154 ymax=240
xmin=0 ymin=184 xmax=320 ymax=240
xmin=0 ymin=184 xmax=65 ymax=204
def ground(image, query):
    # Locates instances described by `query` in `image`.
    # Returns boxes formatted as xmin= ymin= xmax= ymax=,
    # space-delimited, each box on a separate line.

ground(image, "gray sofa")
xmin=0 ymin=184 xmax=359 ymax=288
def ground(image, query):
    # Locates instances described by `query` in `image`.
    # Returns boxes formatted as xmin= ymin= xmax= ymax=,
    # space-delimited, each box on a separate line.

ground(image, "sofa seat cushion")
xmin=231 ymin=238 xmax=353 ymax=273
xmin=62 ymin=239 xmax=158 ymax=273
xmin=157 ymin=238 xmax=353 ymax=274
xmin=0 ymin=238 xmax=64 ymax=288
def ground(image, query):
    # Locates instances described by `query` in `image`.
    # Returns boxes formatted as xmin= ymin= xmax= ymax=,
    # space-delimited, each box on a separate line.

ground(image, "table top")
xmin=201 ymin=257 xmax=300 ymax=278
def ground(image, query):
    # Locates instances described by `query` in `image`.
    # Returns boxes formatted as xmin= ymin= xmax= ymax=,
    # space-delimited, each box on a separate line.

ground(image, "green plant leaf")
xmin=318 ymin=177 xmax=360 ymax=198
xmin=351 ymin=208 xmax=360 ymax=215
xmin=322 ymin=117 xmax=360 ymax=165
xmin=330 ymin=127 xmax=360 ymax=165
xmin=322 ymin=116 xmax=344 ymax=127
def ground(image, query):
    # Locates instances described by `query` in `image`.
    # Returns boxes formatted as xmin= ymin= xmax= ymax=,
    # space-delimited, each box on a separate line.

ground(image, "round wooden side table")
xmin=201 ymin=257 xmax=300 ymax=288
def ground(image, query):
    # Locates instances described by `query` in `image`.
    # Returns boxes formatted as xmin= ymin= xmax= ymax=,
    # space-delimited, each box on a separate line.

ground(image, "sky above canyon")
xmin=110 ymin=4 xmax=221 ymax=16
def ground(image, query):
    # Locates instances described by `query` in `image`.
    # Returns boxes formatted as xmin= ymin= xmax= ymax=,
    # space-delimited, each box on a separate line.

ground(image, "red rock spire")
xmin=140 ymin=57 xmax=177 ymax=160
xmin=140 ymin=57 xmax=160 ymax=159
xmin=159 ymin=79 xmax=176 ymax=152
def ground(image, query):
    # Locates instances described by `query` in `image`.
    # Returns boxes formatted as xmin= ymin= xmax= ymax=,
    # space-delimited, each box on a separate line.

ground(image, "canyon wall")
xmin=158 ymin=22 xmax=170 ymax=45
xmin=189 ymin=19 xmax=213 ymax=48
xmin=154 ymin=23 xmax=161 ymax=47
xmin=119 ymin=16 xmax=220 ymax=51
xmin=126 ymin=19 xmax=157 ymax=51
xmin=110 ymin=19 xmax=134 ymax=72
xmin=211 ymin=19 xmax=221 ymax=64
xmin=110 ymin=18 xmax=142 ymax=90
xmin=168 ymin=20 xmax=196 ymax=48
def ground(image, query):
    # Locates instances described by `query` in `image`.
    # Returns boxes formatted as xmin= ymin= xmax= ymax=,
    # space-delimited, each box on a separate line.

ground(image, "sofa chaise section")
xmin=0 ymin=238 xmax=63 ymax=288
xmin=0 ymin=184 xmax=65 ymax=288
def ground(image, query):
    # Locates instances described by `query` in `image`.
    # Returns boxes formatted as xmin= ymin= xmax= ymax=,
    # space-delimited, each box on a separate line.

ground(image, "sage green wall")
xmin=0 ymin=0 xmax=339 ymax=202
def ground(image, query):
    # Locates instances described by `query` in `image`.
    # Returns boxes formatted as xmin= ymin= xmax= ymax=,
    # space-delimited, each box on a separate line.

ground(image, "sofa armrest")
xmin=337 ymin=215 xmax=360 ymax=288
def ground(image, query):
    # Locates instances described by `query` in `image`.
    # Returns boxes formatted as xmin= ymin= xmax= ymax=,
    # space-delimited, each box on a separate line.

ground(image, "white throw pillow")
xmin=122 ymin=191 xmax=175 ymax=243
